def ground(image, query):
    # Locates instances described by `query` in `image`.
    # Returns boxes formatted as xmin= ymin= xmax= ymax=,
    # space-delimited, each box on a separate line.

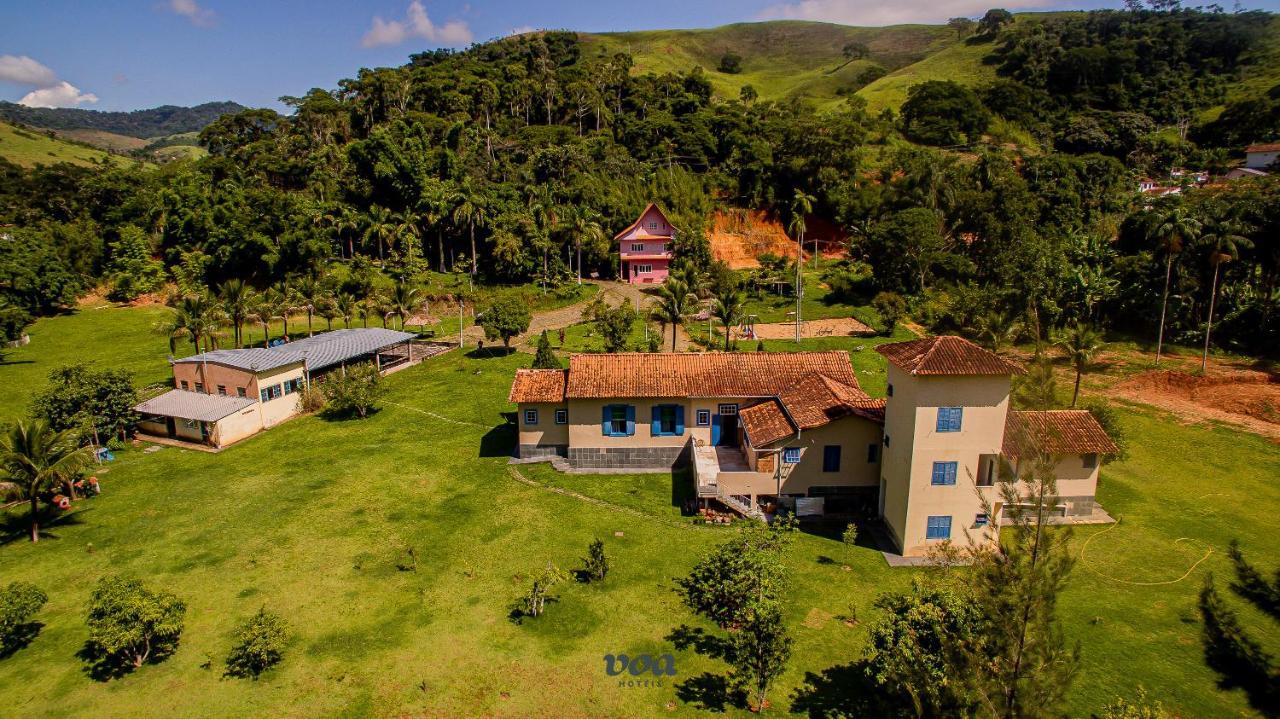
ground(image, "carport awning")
xmin=135 ymin=390 xmax=256 ymax=422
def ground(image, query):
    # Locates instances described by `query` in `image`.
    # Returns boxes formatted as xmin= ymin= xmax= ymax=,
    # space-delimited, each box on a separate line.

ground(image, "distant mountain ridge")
xmin=0 ymin=101 xmax=245 ymax=139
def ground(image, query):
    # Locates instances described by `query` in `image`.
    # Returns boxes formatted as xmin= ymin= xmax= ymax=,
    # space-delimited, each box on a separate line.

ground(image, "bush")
xmin=718 ymin=52 xmax=743 ymax=74
xmin=225 ymin=608 xmax=289 ymax=679
xmin=532 ymin=330 xmax=559 ymax=369
xmin=321 ymin=363 xmax=384 ymax=419
xmin=871 ymin=292 xmax=907 ymax=335
xmin=85 ymin=575 xmax=185 ymax=673
xmin=478 ymin=295 xmax=531 ymax=348
xmin=515 ymin=563 xmax=568 ymax=620
xmin=32 ymin=364 xmax=138 ymax=441
xmin=0 ymin=581 xmax=47 ymax=654
xmin=583 ymin=539 xmax=609 ymax=582
xmin=298 ymin=383 xmax=326 ymax=413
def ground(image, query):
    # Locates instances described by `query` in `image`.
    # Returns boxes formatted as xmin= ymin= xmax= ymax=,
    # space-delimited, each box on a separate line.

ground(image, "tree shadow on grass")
xmin=791 ymin=661 xmax=895 ymax=718
xmin=318 ymin=406 xmax=383 ymax=423
xmin=675 ymin=672 xmax=743 ymax=712
xmin=0 ymin=622 xmax=43 ymax=659
xmin=0 ymin=506 xmax=92 ymax=546
xmin=479 ymin=420 xmax=516 ymax=458
xmin=77 ymin=637 xmax=181 ymax=682
xmin=507 ymin=597 xmax=560 ymax=625
xmin=666 ymin=624 xmax=733 ymax=661
xmin=466 ymin=346 xmax=516 ymax=359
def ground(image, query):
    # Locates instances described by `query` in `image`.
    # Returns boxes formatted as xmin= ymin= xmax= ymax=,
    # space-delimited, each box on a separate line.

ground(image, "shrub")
xmin=32 ymin=364 xmax=138 ymax=441
xmin=532 ymin=330 xmax=559 ymax=369
xmin=0 ymin=581 xmax=47 ymax=654
xmin=85 ymin=575 xmax=186 ymax=672
xmin=321 ymin=363 xmax=383 ymax=419
xmin=225 ymin=608 xmax=289 ymax=679
xmin=718 ymin=52 xmax=743 ymax=74
xmin=583 ymin=539 xmax=609 ymax=581
xmin=478 ymin=295 xmax=531 ymax=348
xmin=515 ymin=563 xmax=567 ymax=619
xmin=298 ymin=383 xmax=326 ymax=413
xmin=871 ymin=292 xmax=907 ymax=335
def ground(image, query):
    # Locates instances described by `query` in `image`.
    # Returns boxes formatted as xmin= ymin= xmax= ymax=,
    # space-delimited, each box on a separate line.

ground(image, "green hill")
xmin=582 ymin=20 xmax=956 ymax=108
xmin=0 ymin=101 xmax=243 ymax=139
xmin=0 ymin=121 xmax=136 ymax=169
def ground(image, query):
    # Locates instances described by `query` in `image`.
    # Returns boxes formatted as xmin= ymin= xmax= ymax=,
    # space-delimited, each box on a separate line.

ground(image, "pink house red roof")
xmin=876 ymin=336 xmax=1025 ymax=376
xmin=563 ymin=351 xmax=860 ymax=399
xmin=613 ymin=203 xmax=674 ymax=241
xmin=508 ymin=369 xmax=568 ymax=403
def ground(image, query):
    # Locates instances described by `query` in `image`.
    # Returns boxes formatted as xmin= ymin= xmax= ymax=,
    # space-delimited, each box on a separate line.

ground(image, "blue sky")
xmin=1 ymin=0 xmax=1277 ymax=111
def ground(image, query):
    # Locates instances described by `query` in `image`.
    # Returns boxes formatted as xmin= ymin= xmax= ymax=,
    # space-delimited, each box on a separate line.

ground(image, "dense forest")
xmin=1 ymin=3 xmax=1278 ymax=357
xmin=0 ymin=101 xmax=246 ymax=139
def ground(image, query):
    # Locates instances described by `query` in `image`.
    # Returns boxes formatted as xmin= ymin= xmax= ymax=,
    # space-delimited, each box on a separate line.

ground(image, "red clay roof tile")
xmin=1002 ymin=410 xmax=1117 ymax=459
xmin=876 ymin=336 xmax=1025 ymax=376
xmin=563 ymin=351 xmax=860 ymax=399
xmin=508 ymin=369 xmax=568 ymax=403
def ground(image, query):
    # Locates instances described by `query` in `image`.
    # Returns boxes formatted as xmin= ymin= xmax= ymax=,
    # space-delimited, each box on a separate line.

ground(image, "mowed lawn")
xmin=0 ymin=306 xmax=1276 ymax=717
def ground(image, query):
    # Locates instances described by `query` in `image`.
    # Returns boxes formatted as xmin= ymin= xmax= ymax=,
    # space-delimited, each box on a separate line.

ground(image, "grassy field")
xmin=0 ymin=305 xmax=1277 ymax=717
xmin=857 ymin=37 xmax=999 ymax=113
xmin=0 ymin=121 xmax=135 ymax=169
xmin=583 ymin=20 xmax=955 ymax=108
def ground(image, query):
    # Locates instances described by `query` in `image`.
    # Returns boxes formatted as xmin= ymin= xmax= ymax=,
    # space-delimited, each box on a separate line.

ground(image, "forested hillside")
xmin=1 ymin=3 xmax=1278 ymax=362
xmin=0 ymin=101 xmax=245 ymax=138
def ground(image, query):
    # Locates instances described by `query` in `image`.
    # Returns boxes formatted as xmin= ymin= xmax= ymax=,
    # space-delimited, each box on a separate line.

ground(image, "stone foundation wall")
xmin=1062 ymin=495 xmax=1095 ymax=516
xmin=519 ymin=444 xmax=568 ymax=459
xmin=567 ymin=444 xmax=689 ymax=470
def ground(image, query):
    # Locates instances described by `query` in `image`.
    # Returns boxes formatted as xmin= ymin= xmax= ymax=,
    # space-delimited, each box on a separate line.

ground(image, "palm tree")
xmin=1148 ymin=205 xmax=1201 ymax=366
xmin=295 ymin=277 xmax=330 ymax=337
xmin=218 ymin=279 xmax=255 ymax=348
xmin=390 ymin=283 xmax=421 ymax=331
xmin=0 ymin=419 xmax=93 ymax=542
xmin=653 ymin=278 xmax=695 ymax=352
xmin=973 ymin=309 xmax=1023 ymax=353
xmin=248 ymin=298 xmax=273 ymax=346
xmin=157 ymin=295 xmax=221 ymax=354
xmin=1055 ymin=322 xmax=1104 ymax=407
xmin=789 ymin=191 xmax=815 ymax=342
xmin=451 ymin=182 xmax=488 ymax=287
xmin=710 ymin=288 xmax=744 ymax=352
xmin=363 ymin=205 xmax=397 ymax=263
xmin=270 ymin=282 xmax=299 ymax=339
xmin=568 ymin=208 xmax=604 ymax=286
xmin=335 ymin=292 xmax=358 ymax=329
xmin=1198 ymin=217 xmax=1253 ymax=373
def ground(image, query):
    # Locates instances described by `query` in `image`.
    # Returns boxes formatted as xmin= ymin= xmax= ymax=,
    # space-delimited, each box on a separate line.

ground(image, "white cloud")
xmin=757 ymin=0 xmax=1055 ymax=26
xmin=0 ymin=55 xmax=100 ymax=108
xmin=166 ymin=0 xmax=217 ymax=28
xmin=0 ymin=55 xmax=58 ymax=87
xmin=362 ymin=1 xmax=474 ymax=48
xmin=19 ymin=81 xmax=100 ymax=108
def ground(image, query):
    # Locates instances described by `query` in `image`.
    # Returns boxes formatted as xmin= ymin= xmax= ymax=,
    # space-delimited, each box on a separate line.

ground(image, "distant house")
xmin=1224 ymin=166 xmax=1269 ymax=180
xmin=616 ymin=204 xmax=675 ymax=284
xmin=136 ymin=328 xmax=415 ymax=448
xmin=1245 ymin=143 xmax=1280 ymax=170
xmin=508 ymin=336 xmax=1117 ymax=557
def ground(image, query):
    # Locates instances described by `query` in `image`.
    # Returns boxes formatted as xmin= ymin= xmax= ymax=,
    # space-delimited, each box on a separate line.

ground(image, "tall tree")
xmin=218 ymin=279 xmax=255 ymax=349
xmin=1148 ymin=205 xmax=1200 ymax=366
xmin=1055 ymin=322 xmax=1104 ymax=407
xmin=653 ymin=278 xmax=695 ymax=352
xmin=710 ymin=287 xmax=744 ymax=352
xmin=1197 ymin=216 xmax=1252 ymax=372
xmin=0 ymin=420 xmax=93 ymax=542
xmin=790 ymin=190 xmax=815 ymax=342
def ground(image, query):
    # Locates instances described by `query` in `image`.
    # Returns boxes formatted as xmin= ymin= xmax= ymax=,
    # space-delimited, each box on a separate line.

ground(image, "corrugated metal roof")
xmin=563 ymin=351 xmax=860 ymax=399
xmin=876 ymin=336 xmax=1025 ymax=376
xmin=174 ymin=328 xmax=415 ymax=373
xmin=135 ymin=389 xmax=257 ymax=422
xmin=509 ymin=369 xmax=568 ymax=403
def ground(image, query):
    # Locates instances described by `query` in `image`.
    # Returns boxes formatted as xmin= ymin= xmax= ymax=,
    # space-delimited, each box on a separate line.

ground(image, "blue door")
xmin=713 ymin=404 xmax=739 ymax=446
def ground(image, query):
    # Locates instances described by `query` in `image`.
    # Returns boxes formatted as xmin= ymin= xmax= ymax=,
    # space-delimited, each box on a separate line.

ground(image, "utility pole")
xmin=795 ymin=230 xmax=803 ymax=344
xmin=458 ymin=297 xmax=464 ymax=349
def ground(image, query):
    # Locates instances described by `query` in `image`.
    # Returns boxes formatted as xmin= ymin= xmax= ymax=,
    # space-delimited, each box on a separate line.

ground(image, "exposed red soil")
xmin=709 ymin=209 xmax=846 ymax=269
xmin=733 ymin=316 xmax=876 ymax=340
xmin=1112 ymin=368 xmax=1280 ymax=439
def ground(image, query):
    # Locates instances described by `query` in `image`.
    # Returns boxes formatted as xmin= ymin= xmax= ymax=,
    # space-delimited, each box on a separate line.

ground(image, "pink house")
xmin=616 ymin=204 xmax=675 ymax=284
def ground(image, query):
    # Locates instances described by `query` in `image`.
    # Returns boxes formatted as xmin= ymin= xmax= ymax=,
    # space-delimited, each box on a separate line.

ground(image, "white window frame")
xmin=717 ymin=404 xmax=739 ymax=415
xmin=696 ymin=409 xmax=711 ymax=426
xmin=554 ymin=409 xmax=568 ymax=425
xmin=524 ymin=409 xmax=539 ymax=425
xmin=631 ymin=243 xmax=645 ymax=252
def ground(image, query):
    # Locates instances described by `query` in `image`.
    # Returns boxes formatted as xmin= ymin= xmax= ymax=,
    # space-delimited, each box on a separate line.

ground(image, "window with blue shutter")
xmin=651 ymin=404 xmax=684 ymax=436
xmin=783 ymin=447 xmax=801 ymax=464
xmin=822 ymin=445 xmax=841 ymax=472
xmin=936 ymin=407 xmax=963 ymax=432
xmin=926 ymin=515 xmax=952 ymax=540
xmin=931 ymin=461 xmax=958 ymax=485
xmin=603 ymin=405 xmax=634 ymax=436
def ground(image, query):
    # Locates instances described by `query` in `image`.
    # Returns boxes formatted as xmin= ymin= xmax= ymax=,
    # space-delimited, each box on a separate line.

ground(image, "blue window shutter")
xmin=651 ymin=405 xmax=662 ymax=436
xmin=711 ymin=414 xmax=722 ymax=445
xmin=950 ymin=408 xmax=963 ymax=431
xmin=625 ymin=405 xmax=635 ymax=436
xmin=675 ymin=406 xmax=685 ymax=435
xmin=932 ymin=462 xmax=944 ymax=484
xmin=602 ymin=405 xmax=611 ymax=436
xmin=936 ymin=409 xmax=946 ymax=432
xmin=946 ymin=462 xmax=957 ymax=484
